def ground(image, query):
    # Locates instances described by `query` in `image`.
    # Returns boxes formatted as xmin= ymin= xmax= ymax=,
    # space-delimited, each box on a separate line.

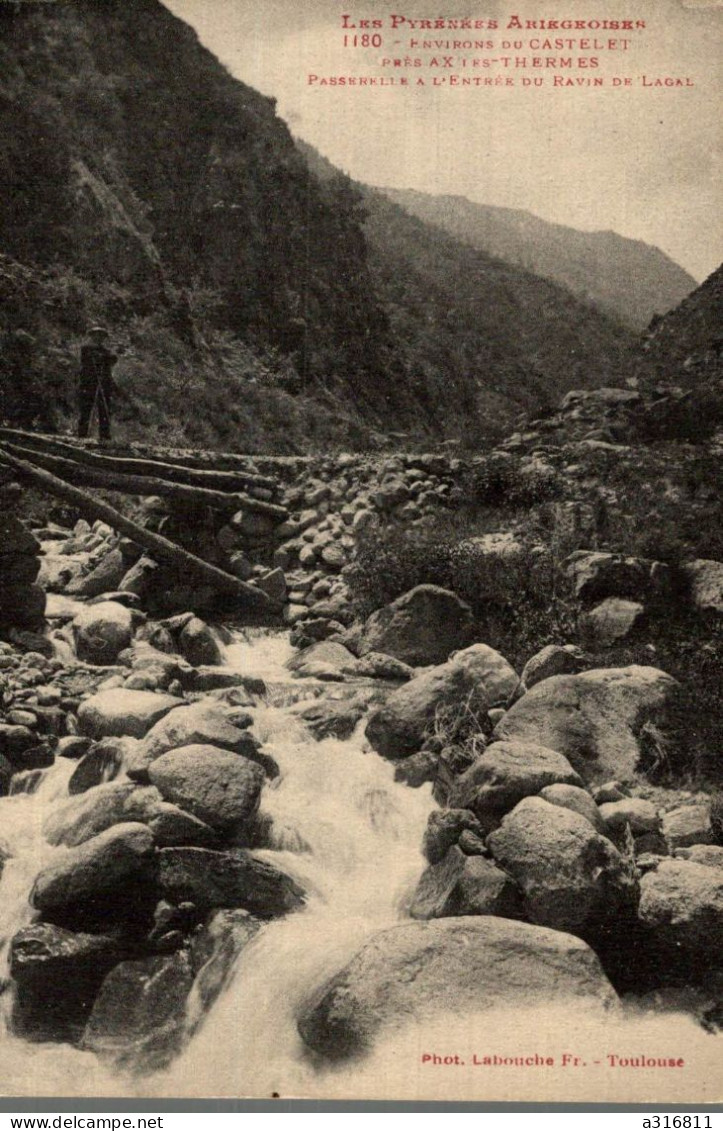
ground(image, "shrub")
xmin=457 ymin=455 xmax=563 ymax=510
xmin=345 ymin=519 xmax=456 ymax=618
xmin=458 ymin=456 xmax=516 ymax=507
xmin=346 ymin=514 xmax=579 ymax=670
xmin=427 ymin=692 xmax=492 ymax=750
xmin=631 ymin=387 xmax=723 ymax=444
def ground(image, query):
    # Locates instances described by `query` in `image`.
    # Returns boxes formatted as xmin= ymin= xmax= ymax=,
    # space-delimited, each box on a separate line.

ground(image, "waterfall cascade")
xmin=0 ymin=629 xmax=718 ymax=1103
xmin=0 ymin=629 xmax=433 ymax=1098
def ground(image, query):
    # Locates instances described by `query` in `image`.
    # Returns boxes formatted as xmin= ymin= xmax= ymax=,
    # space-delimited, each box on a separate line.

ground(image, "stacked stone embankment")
xmin=0 ymin=514 xmax=45 ymax=632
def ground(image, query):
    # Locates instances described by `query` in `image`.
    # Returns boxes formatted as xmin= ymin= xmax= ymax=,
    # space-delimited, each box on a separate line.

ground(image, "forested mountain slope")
xmin=382 ymin=188 xmax=697 ymax=331
xmin=0 ymin=0 xmax=634 ymax=450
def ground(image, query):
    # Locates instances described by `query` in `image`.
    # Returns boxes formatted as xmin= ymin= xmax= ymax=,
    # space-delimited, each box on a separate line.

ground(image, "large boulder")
xmin=0 ymin=582 xmax=46 ymax=629
xmin=30 ymin=823 xmax=157 ymax=927
xmin=298 ymin=917 xmax=618 ymax=1060
xmin=581 ymin=599 xmax=645 ymax=648
xmin=68 ymin=737 xmax=130 ymax=795
xmin=72 ymin=601 xmax=134 ymax=666
xmin=127 ymin=701 xmax=260 ymax=779
xmin=410 ymin=846 xmax=524 ymax=920
xmin=487 ymin=797 xmax=637 ymax=934
xmin=355 ymin=652 xmax=414 ymax=682
xmin=366 ymin=644 xmax=518 ymax=760
xmin=43 ymin=782 xmax=218 ymax=849
xmin=599 ymin=798 xmax=661 ymax=838
xmin=449 ymin=741 xmax=582 ymax=831
xmin=564 ymin=552 xmax=652 ymax=604
xmin=677 ymin=845 xmax=723 ymax=870
xmin=638 ymin=859 xmax=723 ymax=968
xmin=38 ymin=554 xmax=86 ymax=593
xmin=188 ymin=909 xmax=261 ymax=1031
xmin=357 ymin=585 xmax=475 ymax=667
xmin=493 ymin=666 xmax=679 ymax=783
xmin=147 ymin=745 xmax=265 ymax=835
xmin=287 ymin=641 xmax=359 ymax=680
xmin=66 ymin=549 xmax=126 ymax=599
xmin=10 ymin=923 xmax=127 ymax=1043
xmin=0 ymin=551 xmax=41 ymax=586
xmin=289 ymin=696 xmax=369 ymax=741
xmin=78 ymin=689 xmax=183 ymax=740
xmin=158 ymin=847 xmax=305 ymax=918
xmin=83 ymin=951 xmax=194 ymax=1072
xmin=662 ymin=804 xmax=714 ymax=850
xmin=0 ymin=515 xmax=40 ymax=557
xmin=682 ymin=559 xmax=723 ymax=615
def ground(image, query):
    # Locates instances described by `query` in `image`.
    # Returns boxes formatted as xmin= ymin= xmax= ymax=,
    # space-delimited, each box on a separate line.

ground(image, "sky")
xmin=163 ymin=0 xmax=722 ymax=281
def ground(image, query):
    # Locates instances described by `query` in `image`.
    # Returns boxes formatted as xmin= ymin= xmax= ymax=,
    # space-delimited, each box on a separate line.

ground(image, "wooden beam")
xmin=0 ymin=427 xmax=278 ymax=492
xmin=0 ymin=450 xmax=280 ymax=610
xmin=0 ymin=428 xmax=280 ymax=485
xmin=1 ymin=443 xmax=288 ymax=519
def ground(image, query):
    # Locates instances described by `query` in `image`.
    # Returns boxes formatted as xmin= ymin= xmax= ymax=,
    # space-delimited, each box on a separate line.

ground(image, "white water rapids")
xmin=0 ymin=629 xmax=719 ymax=1102
xmin=0 ymin=629 xmax=434 ymax=1098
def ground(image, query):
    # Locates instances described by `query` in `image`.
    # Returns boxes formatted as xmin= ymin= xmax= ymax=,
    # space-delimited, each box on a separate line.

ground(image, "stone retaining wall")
xmin=0 ymin=515 xmax=45 ymax=631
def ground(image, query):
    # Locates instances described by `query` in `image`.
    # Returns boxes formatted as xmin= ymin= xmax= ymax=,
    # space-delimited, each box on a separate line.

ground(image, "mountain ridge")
xmin=379 ymin=186 xmax=697 ymax=331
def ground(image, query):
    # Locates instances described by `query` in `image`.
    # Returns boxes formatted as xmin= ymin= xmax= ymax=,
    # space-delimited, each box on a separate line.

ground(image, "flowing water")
xmin=0 ymin=628 xmax=434 ymax=1098
xmin=0 ymin=628 xmax=719 ymax=1102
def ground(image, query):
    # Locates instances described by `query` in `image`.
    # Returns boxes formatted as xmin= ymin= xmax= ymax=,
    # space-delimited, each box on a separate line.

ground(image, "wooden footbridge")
xmin=0 ymin=427 xmax=290 ymax=610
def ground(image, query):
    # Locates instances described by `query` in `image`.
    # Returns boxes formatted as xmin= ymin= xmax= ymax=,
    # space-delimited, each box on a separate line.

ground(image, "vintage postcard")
xmin=0 ymin=0 xmax=721 ymax=1108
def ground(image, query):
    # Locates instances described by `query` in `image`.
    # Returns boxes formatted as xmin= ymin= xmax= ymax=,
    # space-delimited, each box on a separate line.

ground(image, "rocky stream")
xmin=0 ymin=428 xmax=721 ymax=1101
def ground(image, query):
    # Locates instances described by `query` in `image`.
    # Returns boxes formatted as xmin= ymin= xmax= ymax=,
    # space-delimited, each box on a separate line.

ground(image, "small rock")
xmin=663 ymin=805 xmax=714 ymax=849
xmin=423 ymin=809 xmax=485 ymax=864
xmin=78 ymin=689 xmax=183 ymax=740
xmin=178 ymin=618 xmax=223 ymax=667
xmin=410 ymin=845 xmax=523 ymax=920
xmin=83 ymin=951 xmax=194 ymax=1072
xmin=599 ymin=798 xmax=660 ymax=837
xmin=593 ymin=781 xmax=629 ymax=804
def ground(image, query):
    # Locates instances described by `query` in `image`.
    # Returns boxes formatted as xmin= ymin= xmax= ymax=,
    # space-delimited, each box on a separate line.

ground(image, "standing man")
xmin=78 ymin=325 xmax=118 ymax=441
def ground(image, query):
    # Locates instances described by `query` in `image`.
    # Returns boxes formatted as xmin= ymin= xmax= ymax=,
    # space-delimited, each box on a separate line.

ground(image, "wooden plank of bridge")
xmin=0 ymin=449 xmax=279 ymax=610
xmin=0 ymin=427 xmax=278 ymax=492
xmin=0 ymin=442 xmax=288 ymax=519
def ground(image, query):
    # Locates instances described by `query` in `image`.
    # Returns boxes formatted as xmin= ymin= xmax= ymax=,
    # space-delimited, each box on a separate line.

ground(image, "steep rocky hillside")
xmin=638 ymin=264 xmax=723 ymax=386
xmin=300 ymin=143 xmax=635 ymax=432
xmin=0 ymin=0 xmax=388 ymax=446
xmin=0 ymin=0 xmax=382 ymax=366
xmin=382 ymin=188 xmax=697 ymax=331
xmin=620 ymin=264 xmax=723 ymax=444
xmin=0 ymin=0 xmax=635 ymax=451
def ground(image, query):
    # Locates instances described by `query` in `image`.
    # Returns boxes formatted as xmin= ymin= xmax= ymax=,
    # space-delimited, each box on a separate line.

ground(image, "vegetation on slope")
xmin=0 ymin=0 xmax=635 ymax=451
xmin=381 ymin=187 xmax=697 ymax=331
